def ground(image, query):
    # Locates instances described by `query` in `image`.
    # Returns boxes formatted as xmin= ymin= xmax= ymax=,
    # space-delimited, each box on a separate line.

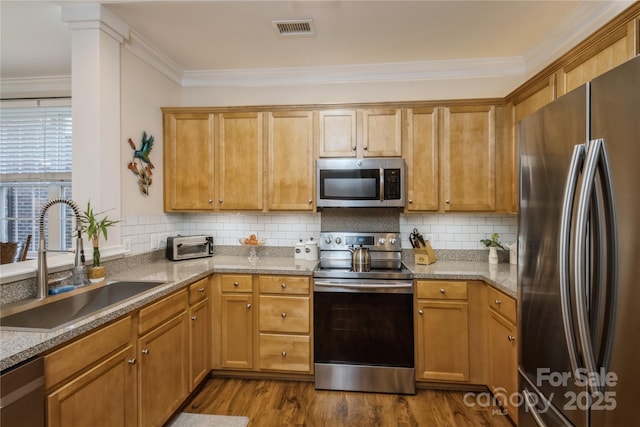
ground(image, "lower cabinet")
xmin=188 ymin=278 xmax=211 ymax=390
xmin=215 ymin=274 xmax=254 ymax=370
xmin=415 ymin=280 xmax=470 ymax=382
xmin=486 ymin=287 xmax=518 ymax=425
xmin=45 ymin=317 xmax=137 ymax=427
xmin=44 ymin=283 xmax=202 ymax=427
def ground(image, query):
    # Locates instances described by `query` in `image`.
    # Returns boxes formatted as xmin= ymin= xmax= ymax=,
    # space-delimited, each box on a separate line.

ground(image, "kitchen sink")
xmin=0 ymin=281 xmax=167 ymax=332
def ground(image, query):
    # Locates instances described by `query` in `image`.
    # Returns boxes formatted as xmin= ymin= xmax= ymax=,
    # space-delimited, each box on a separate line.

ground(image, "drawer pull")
xmin=281 ymin=282 xmax=286 ymax=288
xmin=495 ymin=299 xmax=502 ymax=305
xmin=128 ymin=358 xmax=137 ymax=365
xmin=142 ymin=349 xmax=150 ymax=355
xmin=440 ymin=288 xmax=446 ymax=294
xmin=508 ymin=335 xmax=516 ymax=342
xmin=246 ymin=303 xmax=252 ymax=309
xmin=418 ymin=309 xmax=424 ymax=315
xmin=281 ymin=312 xmax=287 ymax=318
xmin=233 ymin=281 xmax=239 ymax=287
xmin=191 ymin=316 xmax=198 ymax=321
xmin=281 ymin=351 xmax=287 ymax=358
xmin=198 ymin=287 xmax=205 ymax=293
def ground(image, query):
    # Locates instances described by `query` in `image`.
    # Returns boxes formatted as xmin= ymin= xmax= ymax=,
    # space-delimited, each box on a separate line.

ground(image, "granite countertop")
xmin=0 ymin=255 xmax=516 ymax=372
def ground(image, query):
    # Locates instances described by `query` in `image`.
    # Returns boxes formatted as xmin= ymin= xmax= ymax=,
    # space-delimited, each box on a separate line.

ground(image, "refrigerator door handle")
xmin=523 ymin=389 xmax=549 ymax=427
xmin=574 ymin=138 xmax=618 ymax=397
xmin=559 ymin=144 xmax=585 ymax=375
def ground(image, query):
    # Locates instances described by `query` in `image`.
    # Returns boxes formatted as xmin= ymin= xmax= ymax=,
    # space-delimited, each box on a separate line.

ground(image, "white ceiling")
xmin=0 ymin=1 xmax=635 ymax=95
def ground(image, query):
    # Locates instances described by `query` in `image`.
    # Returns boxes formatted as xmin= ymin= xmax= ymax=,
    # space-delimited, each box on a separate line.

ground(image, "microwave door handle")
xmin=379 ymin=168 xmax=384 ymax=202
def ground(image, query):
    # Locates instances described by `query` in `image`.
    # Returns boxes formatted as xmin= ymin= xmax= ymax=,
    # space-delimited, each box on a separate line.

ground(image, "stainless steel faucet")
xmin=36 ymin=198 xmax=86 ymax=298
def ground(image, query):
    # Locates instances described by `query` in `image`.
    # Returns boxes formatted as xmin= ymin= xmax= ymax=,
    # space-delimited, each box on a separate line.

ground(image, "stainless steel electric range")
xmin=313 ymin=232 xmax=415 ymax=395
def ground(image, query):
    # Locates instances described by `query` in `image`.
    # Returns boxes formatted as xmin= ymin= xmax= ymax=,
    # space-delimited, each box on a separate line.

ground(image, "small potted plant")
xmin=480 ymin=233 xmax=506 ymax=264
xmin=81 ymin=201 xmax=119 ymax=283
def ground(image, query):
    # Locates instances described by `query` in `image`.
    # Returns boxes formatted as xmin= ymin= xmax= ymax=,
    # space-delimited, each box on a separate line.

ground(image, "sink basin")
xmin=0 ymin=281 xmax=167 ymax=332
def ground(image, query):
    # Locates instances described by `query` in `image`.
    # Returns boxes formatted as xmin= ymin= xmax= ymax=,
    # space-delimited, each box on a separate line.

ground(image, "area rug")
xmin=167 ymin=412 xmax=249 ymax=427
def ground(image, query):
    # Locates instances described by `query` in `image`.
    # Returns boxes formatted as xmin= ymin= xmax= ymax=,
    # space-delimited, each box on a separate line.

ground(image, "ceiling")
xmin=0 ymin=1 xmax=635 ymax=95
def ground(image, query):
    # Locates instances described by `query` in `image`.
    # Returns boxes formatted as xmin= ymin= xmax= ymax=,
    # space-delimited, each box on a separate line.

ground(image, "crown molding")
xmin=123 ymin=30 xmax=183 ymax=86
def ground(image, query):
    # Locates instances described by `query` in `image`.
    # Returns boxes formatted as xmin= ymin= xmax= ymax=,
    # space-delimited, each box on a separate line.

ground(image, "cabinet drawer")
xmin=138 ymin=289 xmax=187 ymax=336
xmin=259 ymin=334 xmax=310 ymax=372
xmin=487 ymin=287 xmax=516 ymax=324
xmin=188 ymin=278 xmax=209 ymax=305
xmin=221 ymin=275 xmax=253 ymax=293
xmin=259 ymin=296 xmax=309 ymax=333
xmin=416 ymin=281 xmax=468 ymax=300
xmin=259 ymin=275 xmax=310 ymax=295
xmin=45 ymin=316 xmax=132 ymax=389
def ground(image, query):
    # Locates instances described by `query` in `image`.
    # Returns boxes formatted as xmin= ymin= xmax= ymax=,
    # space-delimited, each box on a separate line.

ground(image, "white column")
xmin=61 ymin=4 xmax=129 ymax=247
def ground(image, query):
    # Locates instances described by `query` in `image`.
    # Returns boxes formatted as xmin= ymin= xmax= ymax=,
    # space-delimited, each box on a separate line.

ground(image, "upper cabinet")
xmin=318 ymin=108 xmax=402 ymax=158
xmin=217 ymin=112 xmax=264 ymax=210
xmin=442 ymin=105 xmax=496 ymax=212
xmin=267 ymin=111 xmax=315 ymax=211
xmin=163 ymin=112 xmax=215 ymax=211
xmin=404 ymin=108 xmax=439 ymax=211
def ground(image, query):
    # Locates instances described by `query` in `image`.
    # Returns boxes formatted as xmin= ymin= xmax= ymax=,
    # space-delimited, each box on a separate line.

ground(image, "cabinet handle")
xmin=281 ymin=312 xmax=287 ymax=318
xmin=246 ymin=303 xmax=252 ymax=309
xmin=445 ymin=199 xmax=451 ymax=204
xmin=198 ymin=287 xmax=205 ymax=293
xmin=281 ymin=351 xmax=287 ymax=358
xmin=308 ymin=200 xmax=312 ymax=204
xmin=142 ymin=349 xmax=149 ymax=355
xmin=440 ymin=288 xmax=446 ymax=294
xmin=233 ymin=281 xmax=239 ymax=287
xmin=281 ymin=282 xmax=286 ymax=289
xmin=128 ymin=358 xmax=137 ymax=365
xmin=508 ymin=335 xmax=516 ymax=342
xmin=408 ymin=199 xmax=413 ymax=204
xmin=191 ymin=315 xmax=198 ymax=321
xmin=495 ymin=299 xmax=502 ymax=305
xmin=363 ymin=145 xmax=368 ymax=150
xmin=218 ymin=199 xmax=223 ymax=203
xmin=418 ymin=309 xmax=424 ymax=315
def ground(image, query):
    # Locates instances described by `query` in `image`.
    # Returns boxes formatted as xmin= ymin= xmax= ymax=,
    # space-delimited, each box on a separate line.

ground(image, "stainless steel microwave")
xmin=316 ymin=158 xmax=405 ymax=208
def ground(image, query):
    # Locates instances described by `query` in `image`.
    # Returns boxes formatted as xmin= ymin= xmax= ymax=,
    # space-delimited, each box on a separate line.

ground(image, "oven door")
xmin=313 ymin=279 xmax=415 ymax=393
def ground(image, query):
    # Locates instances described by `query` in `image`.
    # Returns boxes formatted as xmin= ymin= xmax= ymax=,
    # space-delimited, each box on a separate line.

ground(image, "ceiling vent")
xmin=272 ymin=19 xmax=315 ymax=37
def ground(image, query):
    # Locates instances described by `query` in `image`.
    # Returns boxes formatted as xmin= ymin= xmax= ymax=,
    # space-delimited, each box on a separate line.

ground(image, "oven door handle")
xmin=313 ymin=281 xmax=413 ymax=293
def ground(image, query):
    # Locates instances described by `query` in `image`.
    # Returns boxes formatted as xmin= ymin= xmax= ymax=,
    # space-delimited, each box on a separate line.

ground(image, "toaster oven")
xmin=166 ymin=235 xmax=213 ymax=261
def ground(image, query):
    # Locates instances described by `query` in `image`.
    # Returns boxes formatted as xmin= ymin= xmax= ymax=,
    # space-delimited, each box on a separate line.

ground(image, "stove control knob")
xmin=378 ymin=237 xmax=386 ymax=245
xmin=325 ymin=236 xmax=332 ymax=244
xmin=389 ymin=237 xmax=397 ymax=245
xmin=335 ymin=237 xmax=342 ymax=245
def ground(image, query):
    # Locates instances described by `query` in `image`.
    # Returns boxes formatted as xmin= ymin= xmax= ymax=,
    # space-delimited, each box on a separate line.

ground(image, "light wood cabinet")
xmin=318 ymin=108 xmax=402 ymax=157
xmin=258 ymin=275 xmax=312 ymax=373
xmin=405 ymin=107 xmax=439 ymax=211
xmin=163 ymin=112 xmax=215 ymax=211
xmin=214 ymin=274 xmax=254 ymax=370
xmin=442 ymin=105 xmax=496 ymax=211
xmin=188 ymin=278 xmax=211 ymax=391
xmin=415 ymin=281 xmax=470 ymax=382
xmin=45 ymin=317 xmax=137 ymax=427
xmin=486 ymin=287 xmax=518 ymax=425
xmin=217 ymin=112 xmax=264 ymax=210
xmin=267 ymin=111 xmax=315 ymax=210
xmin=137 ymin=290 xmax=189 ymax=427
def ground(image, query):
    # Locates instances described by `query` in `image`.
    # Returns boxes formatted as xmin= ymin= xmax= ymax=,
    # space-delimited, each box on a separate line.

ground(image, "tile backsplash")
xmin=121 ymin=211 xmax=516 ymax=255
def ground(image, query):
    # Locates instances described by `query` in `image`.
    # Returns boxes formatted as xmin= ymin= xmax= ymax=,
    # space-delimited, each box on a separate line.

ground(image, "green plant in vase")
xmin=480 ymin=233 xmax=506 ymax=264
xmin=81 ymin=201 xmax=119 ymax=282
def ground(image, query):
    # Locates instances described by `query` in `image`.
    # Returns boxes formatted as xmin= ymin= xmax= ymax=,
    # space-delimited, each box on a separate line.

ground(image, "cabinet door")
xmin=163 ymin=113 xmax=215 ymax=211
xmin=138 ymin=313 xmax=189 ymax=427
xmin=267 ymin=111 xmax=314 ymax=210
xmin=488 ymin=309 xmax=518 ymax=424
xmin=442 ymin=105 xmax=495 ymax=211
xmin=416 ymin=300 xmax=470 ymax=382
xmin=220 ymin=294 xmax=254 ymax=370
xmin=361 ymin=108 xmax=402 ymax=157
xmin=47 ymin=346 xmax=137 ymax=427
xmin=217 ymin=112 xmax=263 ymax=210
xmin=189 ymin=298 xmax=211 ymax=391
xmin=405 ymin=108 xmax=439 ymax=211
xmin=318 ymin=109 xmax=357 ymax=157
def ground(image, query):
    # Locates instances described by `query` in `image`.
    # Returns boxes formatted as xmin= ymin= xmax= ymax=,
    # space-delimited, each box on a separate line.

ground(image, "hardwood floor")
xmin=183 ymin=378 xmax=515 ymax=427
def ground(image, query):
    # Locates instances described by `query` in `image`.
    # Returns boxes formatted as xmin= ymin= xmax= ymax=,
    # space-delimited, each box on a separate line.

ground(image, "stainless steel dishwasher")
xmin=0 ymin=356 xmax=45 ymax=427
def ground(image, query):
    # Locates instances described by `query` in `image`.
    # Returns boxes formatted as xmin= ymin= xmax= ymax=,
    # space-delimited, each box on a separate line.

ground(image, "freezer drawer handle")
xmin=523 ymin=389 xmax=548 ymax=427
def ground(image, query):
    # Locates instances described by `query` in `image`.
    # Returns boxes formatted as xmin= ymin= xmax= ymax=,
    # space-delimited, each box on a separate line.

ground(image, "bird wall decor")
xmin=127 ymin=131 xmax=154 ymax=196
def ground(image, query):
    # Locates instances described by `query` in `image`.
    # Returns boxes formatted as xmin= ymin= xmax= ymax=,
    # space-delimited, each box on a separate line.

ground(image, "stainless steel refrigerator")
xmin=518 ymin=55 xmax=640 ymax=426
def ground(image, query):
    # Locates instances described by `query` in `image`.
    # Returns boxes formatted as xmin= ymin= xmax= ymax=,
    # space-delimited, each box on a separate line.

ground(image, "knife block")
xmin=413 ymin=241 xmax=437 ymax=265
